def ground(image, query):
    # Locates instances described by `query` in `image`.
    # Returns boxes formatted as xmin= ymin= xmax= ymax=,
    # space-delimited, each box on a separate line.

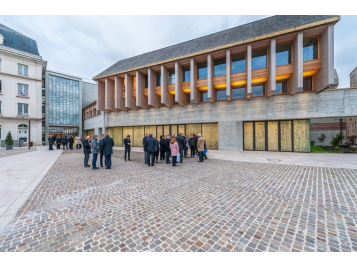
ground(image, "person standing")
xmin=204 ymin=140 xmax=208 ymax=160
xmin=99 ymin=134 xmax=106 ymax=167
xmin=164 ymin=135 xmax=171 ymax=164
xmin=176 ymin=133 xmax=185 ymax=164
xmin=184 ymin=134 xmax=189 ymax=158
xmin=62 ymin=135 xmax=68 ymax=150
xmin=91 ymin=135 xmax=100 ymax=170
xmin=154 ymin=137 xmax=159 ymax=163
xmin=144 ymin=133 xmax=156 ymax=166
xmin=159 ymin=135 xmax=166 ymax=161
xmin=48 ymin=134 xmax=53 ymax=150
xmin=83 ymin=136 xmax=91 ymax=167
xmin=75 ymin=136 xmax=82 ymax=150
xmin=52 ymin=135 xmax=56 ymax=147
xmin=197 ymin=133 xmax=205 ymax=162
xmin=189 ymin=134 xmax=195 ymax=158
xmin=56 ymin=135 xmax=61 ymax=149
xmin=124 ymin=135 xmax=131 ymax=162
xmin=143 ymin=133 xmax=149 ymax=164
xmin=102 ymin=134 xmax=114 ymax=169
xmin=68 ymin=136 xmax=74 ymax=150
xmin=169 ymin=137 xmax=179 ymax=166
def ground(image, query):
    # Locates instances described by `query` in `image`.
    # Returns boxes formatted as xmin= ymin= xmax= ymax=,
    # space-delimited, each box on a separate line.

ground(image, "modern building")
xmin=43 ymin=70 xmax=96 ymax=142
xmin=0 ymin=23 xmax=46 ymax=145
xmin=351 ymin=66 xmax=357 ymax=87
xmin=84 ymin=15 xmax=357 ymax=152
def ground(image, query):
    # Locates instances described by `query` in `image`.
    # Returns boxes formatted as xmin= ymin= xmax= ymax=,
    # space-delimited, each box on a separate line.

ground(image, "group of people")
xmin=83 ymin=134 xmax=114 ymax=169
xmin=47 ymin=134 xmax=79 ymax=150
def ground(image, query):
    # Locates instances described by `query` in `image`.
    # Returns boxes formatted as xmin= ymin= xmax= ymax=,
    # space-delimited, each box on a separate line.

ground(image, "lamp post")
xmin=28 ymin=118 xmax=31 ymax=149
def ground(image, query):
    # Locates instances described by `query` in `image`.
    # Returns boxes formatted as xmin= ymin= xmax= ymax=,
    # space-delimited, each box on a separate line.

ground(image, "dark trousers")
xmin=190 ymin=146 xmax=195 ymax=157
xmin=84 ymin=153 xmax=90 ymax=166
xmin=184 ymin=147 xmax=188 ymax=158
xmin=198 ymin=151 xmax=204 ymax=162
xmin=92 ymin=153 xmax=98 ymax=168
xmin=69 ymin=143 xmax=73 ymax=150
xmin=76 ymin=144 xmax=80 ymax=150
xmin=179 ymin=149 xmax=184 ymax=163
xmin=57 ymin=143 xmax=61 ymax=149
xmin=172 ymin=156 xmax=177 ymax=166
xmin=62 ymin=143 xmax=68 ymax=150
xmin=49 ymin=144 xmax=53 ymax=150
xmin=147 ymin=152 xmax=155 ymax=166
xmin=165 ymin=151 xmax=170 ymax=164
xmin=154 ymin=151 xmax=159 ymax=162
xmin=100 ymin=151 xmax=104 ymax=166
xmin=125 ymin=150 xmax=131 ymax=160
xmin=105 ymin=155 xmax=112 ymax=169
xmin=160 ymin=150 xmax=165 ymax=160
xmin=144 ymin=151 xmax=148 ymax=164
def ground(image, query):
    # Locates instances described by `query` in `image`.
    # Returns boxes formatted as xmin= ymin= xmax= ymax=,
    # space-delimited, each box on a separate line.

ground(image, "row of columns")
xmin=97 ymin=26 xmax=334 ymax=111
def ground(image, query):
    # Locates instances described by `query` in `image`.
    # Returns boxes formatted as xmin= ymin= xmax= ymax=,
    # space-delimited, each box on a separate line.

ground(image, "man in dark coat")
xmin=124 ymin=135 xmax=131 ymax=162
xmin=143 ymin=133 xmax=149 ymax=164
xmin=154 ymin=137 xmax=159 ymax=163
xmin=159 ymin=135 xmax=166 ymax=161
xmin=68 ymin=136 xmax=74 ymax=150
xmin=102 ymin=134 xmax=114 ymax=169
xmin=48 ymin=135 xmax=53 ymax=150
xmin=164 ymin=135 xmax=171 ymax=164
xmin=144 ymin=133 xmax=156 ymax=166
xmin=82 ymin=136 xmax=91 ymax=167
xmin=62 ymin=136 xmax=68 ymax=150
xmin=176 ymin=133 xmax=185 ymax=163
xmin=56 ymin=136 xmax=61 ymax=149
xmin=189 ymin=134 xmax=196 ymax=157
xmin=99 ymin=134 xmax=106 ymax=167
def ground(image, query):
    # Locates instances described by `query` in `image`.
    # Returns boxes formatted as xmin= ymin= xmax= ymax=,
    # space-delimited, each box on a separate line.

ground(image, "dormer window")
xmin=0 ymin=34 xmax=4 ymax=45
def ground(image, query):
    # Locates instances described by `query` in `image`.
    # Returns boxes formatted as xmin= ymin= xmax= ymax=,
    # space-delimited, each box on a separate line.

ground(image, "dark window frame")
xmin=231 ymin=52 xmax=246 ymax=74
xmin=252 ymin=48 xmax=268 ymax=71
xmin=276 ymin=43 xmax=292 ymax=66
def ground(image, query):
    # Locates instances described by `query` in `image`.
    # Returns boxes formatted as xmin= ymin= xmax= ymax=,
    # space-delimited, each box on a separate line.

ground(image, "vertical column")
xmin=267 ymin=38 xmax=276 ymax=96
xmin=97 ymin=80 xmax=105 ymax=111
xmin=136 ymin=71 xmax=148 ymax=108
xmin=207 ymin=54 xmax=214 ymax=102
xmin=175 ymin=62 xmax=184 ymax=105
xmin=125 ymin=73 xmax=135 ymax=109
xmin=226 ymin=49 xmax=231 ymax=100
xmin=290 ymin=32 xmax=303 ymax=94
xmin=161 ymin=65 xmax=172 ymax=106
xmin=247 ymin=44 xmax=252 ymax=99
xmin=315 ymin=24 xmax=334 ymax=91
xmin=190 ymin=58 xmax=198 ymax=103
xmin=105 ymin=78 xmax=114 ymax=111
xmin=115 ymin=76 xmax=125 ymax=110
xmin=148 ymin=68 xmax=160 ymax=107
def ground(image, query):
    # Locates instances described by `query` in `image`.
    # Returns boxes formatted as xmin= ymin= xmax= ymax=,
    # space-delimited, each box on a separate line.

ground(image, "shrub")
xmin=318 ymin=134 xmax=326 ymax=145
xmin=5 ymin=131 xmax=14 ymax=146
xmin=330 ymin=132 xmax=344 ymax=147
xmin=310 ymin=141 xmax=315 ymax=146
xmin=347 ymin=135 xmax=357 ymax=146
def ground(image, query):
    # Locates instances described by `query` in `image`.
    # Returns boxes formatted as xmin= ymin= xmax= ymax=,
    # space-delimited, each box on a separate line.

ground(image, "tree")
xmin=318 ymin=134 xmax=326 ymax=146
xmin=330 ymin=132 xmax=344 ymax=147
xmin=5 ymin=131 xmax=14 ymax=146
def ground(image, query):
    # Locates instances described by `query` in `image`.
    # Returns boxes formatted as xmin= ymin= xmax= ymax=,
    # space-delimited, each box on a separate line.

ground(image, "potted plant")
xmin=5 ymin=131 xmax=14 ymax=150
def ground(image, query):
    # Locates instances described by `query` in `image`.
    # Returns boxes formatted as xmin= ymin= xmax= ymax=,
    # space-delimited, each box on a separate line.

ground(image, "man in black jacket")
xmin=144 ymin=133 xmax=156 ymax=166
xmin=143 ymin=133 xmax=149 ymax=164
xmin=102 ymin=134 xmax=114 ymax=169
xmin=124 ymin=135 xmax=131 ymax=162
xmin=99 ymin=134 xmax=106 ymax=167
xmin=68 ymin=136 xmax=74 ymax=150
xmin=159 ymin=135 xmax=166 ymax=161
xmin=164 ymin=135 xmax=171 ymax=164
xmin=56 ymin=136 xmax=61 ymax=149
xmin=189 ymin=134 xmax=196 ymax=158
xmin=82 ymin=136 xmax=91 ymax=167
xmin=48 ymin=134 xmax=53 ymax=150
xmin=176 ymin=133 xmax=185 ymax=163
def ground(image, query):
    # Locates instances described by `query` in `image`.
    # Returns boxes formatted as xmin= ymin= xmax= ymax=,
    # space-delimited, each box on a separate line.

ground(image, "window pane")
xmin=185 ymin=93 xmax=190 ymax=104
xmin=18 ymin=103 xmax=22 ymax=114
xmin=276 ymin=43 xmax=291 ymax=66
xmin=232 ymin=53 xmax=246 ymax=73
xmin=232 ymin=87 xmax=245 ymax=99
xmin=297 ymin=77 xmax=312 ymax=92
xmin=197 ymin=62 xmax=207 ymax=80
xmin=251 ymin=84 xmax=265 ymax=97
xmin=24 ymin=85 xmax=29 ymax=95
xmin=274 ymin=80 xmax=287 ymax=94
xmin=24 ymin=65 xmax=28 ymax=76
xmin=216 ymin=89 xmax=227 ymax=100
xmin=201 ymin=91 xmax=209 ymax=102
xmin=18 ymin=64 xmax=22 ymax=75
xmin=156 ymin=72 xmax=161 ymax=86
xmin=252 ymin=49 xmax=267 ymax=70
xmin=182 ymin=66 xmax=190 ymax=82
xmin=214 ymin=58 xmax=226 ymax=77
xmin=24 ymin=104 xmax=28 ymax=115
xmin=169 ymin=69 xmax=175 ymax=85
xmin=144 ymin=75 xmax=148 ymax=88
xmin=303 ymin=37 xmax=318 ymax=61
xmin=18 ymin=84 xmax=22 ymax=95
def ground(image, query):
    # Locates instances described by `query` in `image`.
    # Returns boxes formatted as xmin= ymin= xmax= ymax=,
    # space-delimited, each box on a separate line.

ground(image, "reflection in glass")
xmin=232 ymin=87 xmax=245 ymax=99
xmin=252 ymin=84 xmax=265 ymax=97
xmin=216 ymin=89 xmax=227 ymax=100
xmin=197 ymin=62 xmax=207 ymax=79
xmin=200 ymin=91 xmax=209 ymax=102
xmin=276 ymin=43 xmax=291 ymax=66
xmin=297 ymin=76 xmax=312 ymax=92
xmin=156 ymin=71 xmax=161 ymax=86
xmin=232 ymin=53 xmax=246 ymax=73
xmin=169 ymin=69 xmax=175 ymax=85
xmin=252 ymin=48 xmax=267 ymax=70
xmin=274 ymin=80 xmax=287 ymax=94
xmin=182 ymin=66 xmax=190 ymax=82
xmin=214 ymin=58 xmax=226 ymax=77
xmin=303 ymin=37 xmax=318 ymax=61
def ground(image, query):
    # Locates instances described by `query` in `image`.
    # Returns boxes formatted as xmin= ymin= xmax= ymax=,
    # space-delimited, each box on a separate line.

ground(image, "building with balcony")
xmin=84 ymin=15 xmax=357 ymax=152
xmin=0 ymin=23 xmax=46 ymax=145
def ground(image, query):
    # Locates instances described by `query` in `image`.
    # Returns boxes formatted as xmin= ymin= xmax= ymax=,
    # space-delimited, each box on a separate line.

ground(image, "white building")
xmin=0 ymin=23 xmax=46 ymax=146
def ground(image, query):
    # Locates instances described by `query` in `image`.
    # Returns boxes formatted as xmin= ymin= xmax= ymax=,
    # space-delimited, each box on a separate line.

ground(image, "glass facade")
xmin=214 ymin=58 xmax=226 ymax=77
xmin=182 ymin=66 xmax=190 ymax=82
xmin=231 ymin=53 xmax=246 ymax=73
xmin=200 ymin=91 xmax=209 ymax=102
xmin=232 ymin=87 xmax=245 ymax=99
xmin=216 ymin=89 xmax=227 ymax=100
xmin=48 ymin=74 xmax=80 ymax=126
xmin=252 ymin=48 xmax=267 ymax=70
xmin=169 ymin=69 xmax=175 ymax=84
xmin=303 ymin=37 xmax=318 ymax=61
xmin=251 ymin=84 xmax=265 ymax=97
xmin=274 ymin=80 xmax=288 ymax=94
xmin=144 ymin=75 xmax=148 ymax=88
xmin=156 ymin=71 xmax=161 ymax=86
xmin=197 ymin=62 xmax=208 ymax=80
xmin=276 ymin=43 xmax=291 ymax=66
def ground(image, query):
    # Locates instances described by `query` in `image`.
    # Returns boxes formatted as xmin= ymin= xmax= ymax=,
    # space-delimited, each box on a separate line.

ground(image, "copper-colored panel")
xmin=145 ymin=125 xmax=156 ymax=138
xmin=202 ymin=123 xmax=218 ymax=150
xmin=186 ymin=124 xmax=202 ymax=137
xmin=255 ymin=122 xmax=265 ymax=151
xmin=281 ymin=121 xmax=292 ymax=151
xmin=114 ymin=127 xmax=123 ymax=147
xmin=163 ymin=125 xmax=170 ymax=136
xmin=268 ymin=121 xmax=279 ymax=151
xmin=133 ymin=126 xmax=144 ymax=147
xmin=156 ymin=126 xmax=163 ymax=138
xmin=244 ymin=122 xmax=254 ymax=150
xmin=293 ymin=120 xmax=310 ymax=152
xmin=178 ymin=125 xmax=185 ymax=135
xmin=123 ymin=127 xmax=134 ymax=146
xmin=170 ymin=125 xmax=178 ymax=136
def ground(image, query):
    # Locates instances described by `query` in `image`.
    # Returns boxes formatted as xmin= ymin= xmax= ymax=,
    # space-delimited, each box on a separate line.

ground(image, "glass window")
xmin=0 ymin=80 xmax=2 ymax=93
xmin=185 ymin=93 xmax=191 ymax=104
xmin=216 ymin=89 xmax=227 ymax=100
xmin=252 ymin=48 xmax=267 ymax=70
xmin=0 ymin=101 xmax=2 ymax=114
xmin=169 ymin=69 xmax=175 ymax=85
xmin=17 ymin=84 xmax=29 ymax=97
xmin=17 ymin=64 xmax=28 ymax=76
xmin=200 ymin=91 xmax=209 ymax=102
xmin=232 ymin=87 xmax=245 ymax=99
xmin=182 ymin=66 xmax=190 ymax=82
xmin=303 ymin=37 xmax=318 ymax=62
xmin=214 ymin=58 xmax=226 ymax=77
xmin=17 ymin=103 xmax=29 ymax=115
xmin=197 ymin=62 xmax=208 ymax=80
xmin=298 ymin=76 xmax=313 ymax=92
xmin=251 ymin=84 xmax=265 ymax=97
xmin=274 ymin=80 xmax=288 ymax=94
xmin=232 ymin=53 xmax=246 ymax=74
xmin=156 ymin=71 xmax=161 ymax=86
xmin=276 ymin=43 xmax=291 ymax=66
xmin=144 ymin=75 xmax=148 ymax=88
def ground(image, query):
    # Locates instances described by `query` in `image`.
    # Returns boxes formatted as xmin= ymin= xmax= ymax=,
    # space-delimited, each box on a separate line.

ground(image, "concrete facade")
xmin=351 ymin=67 xmax=357 ymax=87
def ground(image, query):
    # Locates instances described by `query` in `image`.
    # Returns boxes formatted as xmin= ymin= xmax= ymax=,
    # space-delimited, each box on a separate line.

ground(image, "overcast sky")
xmin=0 ymin=15 xmax=356 ymax=87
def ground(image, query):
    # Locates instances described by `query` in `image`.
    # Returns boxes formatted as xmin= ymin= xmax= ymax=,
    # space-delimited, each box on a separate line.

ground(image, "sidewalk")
xmin=0 ymin=146 xmax=62 ymax=233
xmin=113 ymin=147 xmax=357 ymax=169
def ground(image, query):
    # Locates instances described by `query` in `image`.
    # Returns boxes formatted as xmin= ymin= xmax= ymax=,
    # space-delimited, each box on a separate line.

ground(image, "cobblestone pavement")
xmin=0 ymin=147 xmax=37 ymax=158
xmin=0 ymin=149 xmax=357 ymax=252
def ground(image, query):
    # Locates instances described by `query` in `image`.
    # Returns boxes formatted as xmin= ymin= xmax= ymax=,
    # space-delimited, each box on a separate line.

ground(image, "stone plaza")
xmin=0 ymin=148 xmax=356 ymax=252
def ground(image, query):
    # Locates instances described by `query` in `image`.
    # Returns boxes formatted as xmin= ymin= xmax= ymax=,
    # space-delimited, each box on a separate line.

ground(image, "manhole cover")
xmin=267 ymin=159 xmax=281 ymax=163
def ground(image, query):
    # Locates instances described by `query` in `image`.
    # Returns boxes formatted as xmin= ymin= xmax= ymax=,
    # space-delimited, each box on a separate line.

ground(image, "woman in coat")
xmin=75 ymin=136 xmax=82 ymax=150
xmin=169 ymin=137 xmax=179 ymax=166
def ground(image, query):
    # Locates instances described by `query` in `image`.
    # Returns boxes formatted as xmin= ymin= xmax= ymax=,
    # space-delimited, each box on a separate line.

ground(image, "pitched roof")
xmin=0 ymin=23 xmax=40 ymax=56
xmin=94 ymin=15 xmax=339 ymax=80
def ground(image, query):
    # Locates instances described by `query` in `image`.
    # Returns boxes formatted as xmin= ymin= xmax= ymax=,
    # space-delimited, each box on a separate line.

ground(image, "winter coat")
xmin=82 ymin=139 xmax=91 ymax=154
xmin=124 ymin=138 xmax=131 ymax=151
xmin=197 ymin=137 xmax=205 ymax=152
xmin=170 ymin=141 xmax=179 ymax=156
xmin=102 ymin=137 xmax=114 ymax=155
xmin=176 ymin=135 xmax=185 ymax=150
xmin=75 ymin=137 xmax=82 ymax=145
xmin=144 ymin=137 xmax=156 ymax=153
xmin=91 ymin=139 xmax=100 ymax=154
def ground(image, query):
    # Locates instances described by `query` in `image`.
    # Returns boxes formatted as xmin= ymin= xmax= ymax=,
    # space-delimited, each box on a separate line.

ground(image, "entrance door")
xmin=18 ymin=124 xmax=28 ymax=143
